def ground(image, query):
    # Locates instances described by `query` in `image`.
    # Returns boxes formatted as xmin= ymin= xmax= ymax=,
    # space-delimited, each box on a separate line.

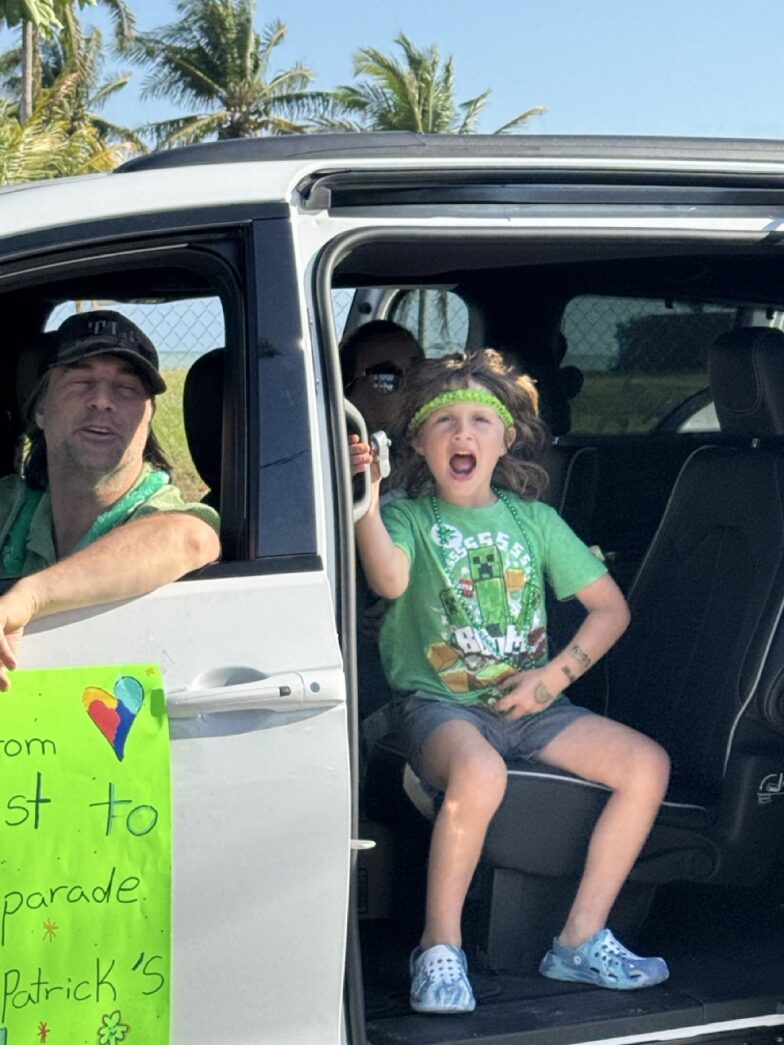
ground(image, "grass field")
xmin=154 ymin=368 xmax=207 ymax=504
xmin=569 ymin=372 xmax=707 ymax=434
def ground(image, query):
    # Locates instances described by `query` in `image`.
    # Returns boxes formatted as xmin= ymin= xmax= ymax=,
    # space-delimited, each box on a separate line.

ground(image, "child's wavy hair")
xmin=391 ymin=348 xmax=550 ymax=500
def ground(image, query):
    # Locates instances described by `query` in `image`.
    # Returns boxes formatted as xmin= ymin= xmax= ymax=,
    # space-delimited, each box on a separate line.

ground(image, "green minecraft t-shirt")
xmin=379 ymin=492 xmax=606 ymax=706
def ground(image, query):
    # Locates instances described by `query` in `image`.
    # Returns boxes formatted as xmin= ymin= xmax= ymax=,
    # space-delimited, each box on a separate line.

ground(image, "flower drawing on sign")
xmin=42 ymin=919 xmax=58 ymax=941
xmin=97 ymin=1010 xmax=130 ymax=1044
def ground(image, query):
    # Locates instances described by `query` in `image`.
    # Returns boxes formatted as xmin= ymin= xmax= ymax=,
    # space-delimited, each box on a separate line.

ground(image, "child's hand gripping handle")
xmin=345 ymin=396 xmax=393 ymax=519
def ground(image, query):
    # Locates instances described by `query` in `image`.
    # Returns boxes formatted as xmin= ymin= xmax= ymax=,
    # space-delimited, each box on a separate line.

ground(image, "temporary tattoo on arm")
xmin=569 ymin=644 xmax=592 ymax=671
xmin=561 ymin=665 xmax=577 ymax=686
xmin=534 ymin=682 xmax=554 ymax=706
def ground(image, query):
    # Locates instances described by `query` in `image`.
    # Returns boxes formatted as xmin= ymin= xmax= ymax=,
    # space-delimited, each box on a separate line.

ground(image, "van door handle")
xmin=345 ymin=398 xmax=372 ymax=522
xmin=167 ymin=673 xmax=306 ymax=717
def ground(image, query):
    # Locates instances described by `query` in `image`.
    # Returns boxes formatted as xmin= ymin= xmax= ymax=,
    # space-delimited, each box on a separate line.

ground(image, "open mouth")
xmin=450 ymin=452 xmax=477 ymax=478
xmin=78 ymin=425 xmax=119 ymax=440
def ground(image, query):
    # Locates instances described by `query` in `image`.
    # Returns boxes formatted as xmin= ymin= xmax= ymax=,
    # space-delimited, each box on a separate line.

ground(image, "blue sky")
xmin=5 ymin=0 xmax=784 ymax=140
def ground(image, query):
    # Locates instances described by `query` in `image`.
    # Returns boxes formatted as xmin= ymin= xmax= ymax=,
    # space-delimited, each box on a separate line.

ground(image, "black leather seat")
xmin=539 ymin=441 xmax=598 ymax=544
xmin=183 ymin=348 xmax=224 ymax=510
xmin=363 ymin=327 xmax=784 ymax=972
xmin=709 ymin=326 xmax=784 ymax=436
xmin=527 ymin=334 xmax=598 ymax=545
xmin=477 ymin=327 xmax=784 ymax=967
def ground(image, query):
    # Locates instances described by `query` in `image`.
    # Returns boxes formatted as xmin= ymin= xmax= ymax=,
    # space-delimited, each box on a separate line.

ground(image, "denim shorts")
xmin=392 ymin=691 xmax=594 ymax=787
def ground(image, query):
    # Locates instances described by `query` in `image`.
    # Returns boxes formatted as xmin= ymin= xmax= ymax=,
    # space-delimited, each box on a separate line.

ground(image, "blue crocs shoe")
xmin=409 ymin=943 xmax=476 ymax=1013
xmin=540 ymin=928 xmax=669 ymax=990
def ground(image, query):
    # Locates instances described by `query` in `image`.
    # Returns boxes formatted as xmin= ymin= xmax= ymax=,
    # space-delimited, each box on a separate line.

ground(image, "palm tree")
xmin=1 ymin=19 xmax=144 ymax=150
xmin=0 ymin=0 xmax=58 ymax=29
xmin=0 ymin=73 xmax=132 ymax=183
xmin=0 ymin=0 xmax=133 ymax=124
xmin=123 ymin=0 xmax=332 ymax=147
xmin=0 ymin=0 xmax=60 ymax=123
xmin=327 ymin=33 xmax=545 ymax=134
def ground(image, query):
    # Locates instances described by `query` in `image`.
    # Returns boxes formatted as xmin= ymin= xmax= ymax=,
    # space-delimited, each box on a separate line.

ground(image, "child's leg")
xmin=536 ymin=714 xmax=670 ymax=949
xmin=418 ymin=718 xmax=508 ymax=950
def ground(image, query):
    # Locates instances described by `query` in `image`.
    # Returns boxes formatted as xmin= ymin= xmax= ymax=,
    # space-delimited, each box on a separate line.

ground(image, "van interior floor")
xmin=361 ymin=878 xmax=784 ymax=1045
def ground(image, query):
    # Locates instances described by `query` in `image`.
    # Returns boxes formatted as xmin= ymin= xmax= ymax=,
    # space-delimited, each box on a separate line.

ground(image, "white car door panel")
xmin=18 ymin=570 xmax=350 ymax=1044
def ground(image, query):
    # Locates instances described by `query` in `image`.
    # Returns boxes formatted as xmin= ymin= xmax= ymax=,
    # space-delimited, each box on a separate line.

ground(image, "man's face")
xmin=34 ymin=354 xmax=154 ymax=482
xmin=347 ymin=337 xmax=421 ymax=432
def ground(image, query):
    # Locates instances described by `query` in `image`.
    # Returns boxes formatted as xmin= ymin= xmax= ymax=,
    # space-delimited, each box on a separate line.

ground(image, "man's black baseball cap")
xmin=37 ymin=310 xmax=167 ymax=395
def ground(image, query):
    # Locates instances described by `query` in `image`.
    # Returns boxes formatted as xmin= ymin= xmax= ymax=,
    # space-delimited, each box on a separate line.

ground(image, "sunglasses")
xmin=347 ymin=361 xmax=404 ymax=395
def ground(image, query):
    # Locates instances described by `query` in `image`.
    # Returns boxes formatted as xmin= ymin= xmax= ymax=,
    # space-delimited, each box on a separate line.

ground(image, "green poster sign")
xmin=0 ymin=665 xmax=171 ymax=1044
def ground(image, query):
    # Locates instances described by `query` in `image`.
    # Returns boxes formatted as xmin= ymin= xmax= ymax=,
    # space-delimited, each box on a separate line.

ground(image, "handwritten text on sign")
xmin=0 ymin=665 xmax=171 ymax=1044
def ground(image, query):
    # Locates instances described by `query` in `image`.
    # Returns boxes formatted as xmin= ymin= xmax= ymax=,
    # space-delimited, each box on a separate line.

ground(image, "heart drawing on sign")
xmin=83 ymin=676 xmax=145 ymax=761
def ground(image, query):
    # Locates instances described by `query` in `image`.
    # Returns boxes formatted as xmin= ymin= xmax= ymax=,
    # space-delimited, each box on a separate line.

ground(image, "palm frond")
xmin=332 ymin=32 xmax=546 ymax=136
xmin=456 ymin=89 xmax=491 ymax=134
xmin=0 ymin=80 xmax=131 ymax=183
xmin=493 ymin=105 xmax=547 ymax=134
xmin=148 ymin=110 xmax=229 ymax=148
xmin=123 ymin=0 xmax=331 ymax=144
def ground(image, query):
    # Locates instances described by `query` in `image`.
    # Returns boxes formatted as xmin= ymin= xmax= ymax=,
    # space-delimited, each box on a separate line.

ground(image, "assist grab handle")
xmin=346 ymin=398 xmax=372 ymax=523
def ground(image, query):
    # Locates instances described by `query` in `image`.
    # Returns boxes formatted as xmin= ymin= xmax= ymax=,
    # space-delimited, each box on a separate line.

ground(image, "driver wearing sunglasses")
xmin=342 ymin=320 xmax=423 ymax=434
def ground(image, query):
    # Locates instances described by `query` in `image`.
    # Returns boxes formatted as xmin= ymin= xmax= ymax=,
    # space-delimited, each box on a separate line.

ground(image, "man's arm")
xmin=0 ymin=512 xmax=220 ymax=690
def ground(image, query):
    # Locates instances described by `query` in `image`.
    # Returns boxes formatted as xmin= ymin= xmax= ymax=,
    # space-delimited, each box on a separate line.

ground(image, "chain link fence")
xmin=388 ymin=289 xmax=470 ymax=356
xmin=331 ymin=289 xmax=354 ymax=342
xmin=561 ymin=295 xmax=736 ymax=434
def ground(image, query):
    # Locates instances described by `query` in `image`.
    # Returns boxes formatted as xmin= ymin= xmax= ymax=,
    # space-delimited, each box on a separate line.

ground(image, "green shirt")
xmin=379 ymin=492 xmax=606 ymax=706
xmin=0 ymin=467 xmax=220 ymax=580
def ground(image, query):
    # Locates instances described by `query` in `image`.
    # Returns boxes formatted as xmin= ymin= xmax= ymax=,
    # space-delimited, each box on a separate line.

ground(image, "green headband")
xmin=408 ymin=389 xmax=515 ymax=434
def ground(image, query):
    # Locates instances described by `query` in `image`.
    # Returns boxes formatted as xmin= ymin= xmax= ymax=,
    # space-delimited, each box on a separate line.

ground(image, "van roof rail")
xmin=116 ymin=132 xmax=784 ymax=174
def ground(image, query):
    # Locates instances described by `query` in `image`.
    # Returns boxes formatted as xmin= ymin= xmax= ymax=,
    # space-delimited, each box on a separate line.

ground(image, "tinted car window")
xmin=561 ymin=294 xmax=735 ymax=434
xmin=389 ymin=288 xmax=469 ymax=357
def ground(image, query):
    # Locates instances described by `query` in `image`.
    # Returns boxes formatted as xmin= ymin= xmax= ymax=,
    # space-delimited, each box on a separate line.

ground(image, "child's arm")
xmin=350 ymin=434 xmax=410 ymax=599
xmin=494 ymin=572 xmax=630 ymax=720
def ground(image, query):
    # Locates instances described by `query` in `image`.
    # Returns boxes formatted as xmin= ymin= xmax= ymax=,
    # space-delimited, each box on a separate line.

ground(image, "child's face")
xmin=411 ymin=386 xmax=514 ymax=507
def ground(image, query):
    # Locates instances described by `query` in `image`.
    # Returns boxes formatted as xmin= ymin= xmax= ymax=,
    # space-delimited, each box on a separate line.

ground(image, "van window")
xmin=561 ymin=295 xmax=735 ymax=434
xmin=332 ymin=289 xmax=354 ymax=341
xmin=388 ymin=288 xmax=469 ymax=357
xmin=47 ymin=298 xmax=225 ymax=503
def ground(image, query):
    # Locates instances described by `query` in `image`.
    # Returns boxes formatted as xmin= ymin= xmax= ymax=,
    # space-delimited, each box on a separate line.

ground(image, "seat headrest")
xmin=708 ymin=327 xmax=784 ymax=437
xmin=183 ymin=348 xmax=224 ymax=495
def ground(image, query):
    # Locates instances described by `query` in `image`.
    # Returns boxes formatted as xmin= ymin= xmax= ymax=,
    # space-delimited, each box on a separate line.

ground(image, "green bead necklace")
xmin=429 ymin=485 xmax=542 ymax=660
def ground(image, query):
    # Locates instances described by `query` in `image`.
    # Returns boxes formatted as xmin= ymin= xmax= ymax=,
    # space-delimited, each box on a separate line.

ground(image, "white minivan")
xmin=2 ymin=133 xmax=784 ymax=1045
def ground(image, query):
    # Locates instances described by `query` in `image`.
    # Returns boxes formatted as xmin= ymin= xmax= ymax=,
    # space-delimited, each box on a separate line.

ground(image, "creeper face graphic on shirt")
xmin=468 ymin=546 xmax=509 ymax=636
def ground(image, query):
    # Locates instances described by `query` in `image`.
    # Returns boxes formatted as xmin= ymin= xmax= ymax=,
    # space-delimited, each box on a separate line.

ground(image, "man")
xmin=342 ymin=320 xmax=423 ymax=435
xmin=0 ymin=310 xmax=221 ymax=690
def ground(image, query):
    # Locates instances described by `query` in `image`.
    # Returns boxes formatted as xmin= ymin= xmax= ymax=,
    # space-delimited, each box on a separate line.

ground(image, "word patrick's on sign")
xmin=0 ymin=665 xmax=171 ymax=1044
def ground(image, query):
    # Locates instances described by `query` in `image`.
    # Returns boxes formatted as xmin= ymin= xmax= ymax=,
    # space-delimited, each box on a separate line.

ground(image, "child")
xmin=350 ymin=349 xmax=670 ymax=1014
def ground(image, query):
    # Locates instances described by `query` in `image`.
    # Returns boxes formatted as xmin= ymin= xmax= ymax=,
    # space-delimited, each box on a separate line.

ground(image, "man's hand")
xmin=493 ymin=666 xmax=561 ymax=720
xmin=0 ymin=580 xmax=39 ymax=691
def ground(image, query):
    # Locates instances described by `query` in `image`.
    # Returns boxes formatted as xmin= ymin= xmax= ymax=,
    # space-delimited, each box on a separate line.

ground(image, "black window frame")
xmin=0 ymin=204 xmax=320 ymax=588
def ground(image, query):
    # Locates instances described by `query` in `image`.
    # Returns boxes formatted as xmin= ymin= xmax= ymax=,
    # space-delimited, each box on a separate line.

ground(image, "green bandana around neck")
xmin=407 ymin=388 xmax=515 ymax=435
xmin=1 ymin=469 xmax=169 ymax=578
